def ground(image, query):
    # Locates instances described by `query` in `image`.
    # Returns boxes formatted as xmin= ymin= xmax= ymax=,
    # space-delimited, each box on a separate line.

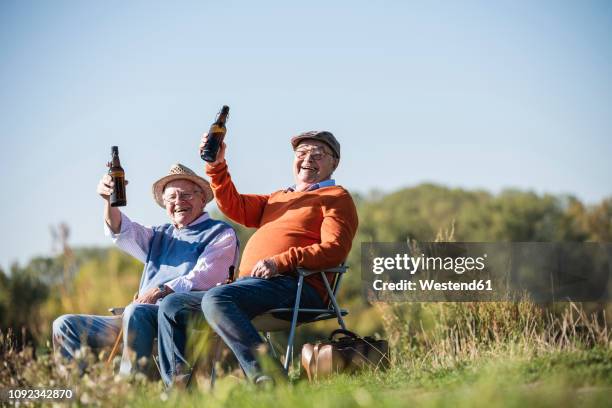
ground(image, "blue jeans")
xmin=201 ymin=276 xmax=325 ymax=381
xmin=52 ymin=303 xmax=158 ymax=375
xmin=157 ymin=291 xmax=207 ymax=386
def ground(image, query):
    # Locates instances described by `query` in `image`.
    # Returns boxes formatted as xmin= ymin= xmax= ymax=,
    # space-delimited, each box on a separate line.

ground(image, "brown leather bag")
xmin=301 ymin=329 xmax=390 ymax=381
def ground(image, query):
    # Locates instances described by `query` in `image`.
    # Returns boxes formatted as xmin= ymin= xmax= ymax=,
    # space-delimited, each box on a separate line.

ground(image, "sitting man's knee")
xmin=122 ymin=303 xmax=149 ymax=327
xmin=122 ymin=304 xmax=136 ymax=323
xmin=52 ymin=316 xmax=65 ymax=344
xmin=158 ymin=292 xmax=186 ymax=320
xmin=201 ymin=287 xmax=226 ymax=317
xmin=52 ymin=314 xmax=75 ymax=337
xmin=52 ymin=315 xmax=67 ymax=334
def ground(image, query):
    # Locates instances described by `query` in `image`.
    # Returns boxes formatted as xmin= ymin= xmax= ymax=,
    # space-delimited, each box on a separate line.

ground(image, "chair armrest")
xmin=297 ymin=265 xmax=348 ymax=277
xmin=108 ymin=307 xmax=125 ymax=316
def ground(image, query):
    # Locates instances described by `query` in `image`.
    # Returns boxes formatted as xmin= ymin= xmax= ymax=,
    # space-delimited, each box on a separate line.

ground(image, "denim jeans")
xmin=201 ymin=276 xmax=325 ymax=381
xmin=52 ymin=303 xmax=158 ymax=375
xmin=157 ymin=291 xmax=207 ymax=386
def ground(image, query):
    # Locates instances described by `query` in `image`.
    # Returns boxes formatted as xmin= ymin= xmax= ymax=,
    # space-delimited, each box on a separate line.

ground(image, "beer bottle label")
xmin=209 ymin=124 xmax=226 ymax=135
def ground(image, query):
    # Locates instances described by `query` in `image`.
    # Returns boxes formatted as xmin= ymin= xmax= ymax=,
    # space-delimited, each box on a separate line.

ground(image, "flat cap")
xmin=290 ymin=131 xmax=340 ymax=159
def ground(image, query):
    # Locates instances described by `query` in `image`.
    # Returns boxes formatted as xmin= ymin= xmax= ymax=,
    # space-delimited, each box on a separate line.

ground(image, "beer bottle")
xmin=108 ymin=146 xmax=127 ymax=207
xmin=201 ymin=105 xmax=230 ymax=162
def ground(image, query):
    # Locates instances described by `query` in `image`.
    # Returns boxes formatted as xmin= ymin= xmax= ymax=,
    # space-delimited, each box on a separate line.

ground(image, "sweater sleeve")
xmin=271 ymin=190 xmax=359 ymax=272
xmin=205 ymin=161 xmax=270 ymax=228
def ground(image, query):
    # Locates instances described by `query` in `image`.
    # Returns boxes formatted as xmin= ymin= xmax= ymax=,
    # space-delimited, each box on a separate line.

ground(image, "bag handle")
xmin=329 ymin=328 xmax=360 ymax=340
xmin=301 ymin=343 xmax=315 ymax=382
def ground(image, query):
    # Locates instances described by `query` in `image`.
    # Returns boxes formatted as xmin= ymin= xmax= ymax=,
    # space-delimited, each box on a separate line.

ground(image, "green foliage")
xmin=39 ymin=247 xmax=143 ymax=340
xmin=341 ymin=185 xmax=609 ymax=302
xmin=0 ymin=263 xmax=49 ymax=342
xmin=355 ymin=184 xmax=594 ymax=244
xmin=0 ymin=248 xmax=144 ymax=345
xmin=585 ymin=197 xmax=612 ymax=241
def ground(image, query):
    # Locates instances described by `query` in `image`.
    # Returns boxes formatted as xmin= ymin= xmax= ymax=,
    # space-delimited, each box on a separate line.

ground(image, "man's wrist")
xmin=270 ymin=255 xmax=285 ymax=274
xmin=268 ymin=258 xmax=278 ymax=275
xmin=207 ymin=160 xmax=226 ymax=169
xmin=157 ymin=284 xmax=172 ymax=298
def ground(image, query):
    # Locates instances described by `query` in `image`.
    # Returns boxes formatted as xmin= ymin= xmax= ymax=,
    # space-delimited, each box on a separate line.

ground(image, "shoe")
xmin=254 ymin=375 xmax=275 ymax=389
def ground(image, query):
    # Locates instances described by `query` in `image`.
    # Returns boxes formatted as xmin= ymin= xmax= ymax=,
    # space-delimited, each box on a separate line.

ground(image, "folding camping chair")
xmin=209 ymin=263 xmax=349 ymax=385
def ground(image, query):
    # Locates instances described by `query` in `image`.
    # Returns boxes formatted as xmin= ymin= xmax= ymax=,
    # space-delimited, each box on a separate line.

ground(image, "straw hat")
xmin=152 ymin=163 xmax=214 ymax=208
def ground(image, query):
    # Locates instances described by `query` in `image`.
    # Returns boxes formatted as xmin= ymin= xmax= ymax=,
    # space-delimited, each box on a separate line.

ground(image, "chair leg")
xmin=266 ymin=332 xmax=278 ymax=359
xmin=210 ymin=336 xmax=223 ymax=389
xmin=284 ymin=274 xmax=304 ymax=372
xmin=153 ymin=354 xmax=162 ymax=379
xmin=106 ymin=327 xmax=123 ymax=366
xmin=321 ymin=273 xmax=347 ymax=330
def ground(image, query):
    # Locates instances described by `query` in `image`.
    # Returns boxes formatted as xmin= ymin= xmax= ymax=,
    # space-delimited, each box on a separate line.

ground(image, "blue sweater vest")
xmin=138 ymin=217 xmax=234 ymax=294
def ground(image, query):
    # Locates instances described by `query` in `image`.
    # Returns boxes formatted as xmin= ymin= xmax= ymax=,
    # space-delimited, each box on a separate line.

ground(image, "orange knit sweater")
xmin=206 ymin=161 xmax=358 ymax=300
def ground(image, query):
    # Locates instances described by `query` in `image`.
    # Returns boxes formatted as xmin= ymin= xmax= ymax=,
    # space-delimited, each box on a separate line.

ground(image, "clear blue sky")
xmin=1 ymin=0 xmax=611 ymax=269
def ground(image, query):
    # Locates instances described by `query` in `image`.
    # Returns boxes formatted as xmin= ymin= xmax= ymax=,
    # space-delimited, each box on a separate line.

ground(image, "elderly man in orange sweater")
xmin=198 ymin=130 xmax=358 ymax=384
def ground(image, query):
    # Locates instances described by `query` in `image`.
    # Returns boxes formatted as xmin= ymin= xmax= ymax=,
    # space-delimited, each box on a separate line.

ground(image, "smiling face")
xmin=293 ymin=139 xmax=339 ymax=191
xmin=162 ymin=179 xmax=206 ymax=228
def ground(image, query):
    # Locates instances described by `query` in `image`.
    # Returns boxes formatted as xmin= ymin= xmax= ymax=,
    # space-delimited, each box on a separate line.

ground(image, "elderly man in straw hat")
xmin=52 ymin=163 xmax=238 ymax=376
xmin=199 ymin=130 xmax=358 ymax=385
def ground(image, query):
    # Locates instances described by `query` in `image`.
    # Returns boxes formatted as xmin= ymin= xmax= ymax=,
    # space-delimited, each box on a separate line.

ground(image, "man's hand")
xmin=97 ymin=174 xmax=114 ymax=201
xmin=99 ymin=173 xmax=127 ymax=234
xmin=199 ymin=132 xmax=227 ymax=166
xmin=250 ymin=258 xmax=279 ymax=279
xmin=134 ymin=286 xmax=168 ymax=304
xmin=97 ymin=174 xmax=129 ymax=201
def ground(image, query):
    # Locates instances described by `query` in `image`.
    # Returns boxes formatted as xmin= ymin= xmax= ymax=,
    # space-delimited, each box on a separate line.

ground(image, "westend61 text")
xmin=373 ymin=279 xmax=493 ymax=291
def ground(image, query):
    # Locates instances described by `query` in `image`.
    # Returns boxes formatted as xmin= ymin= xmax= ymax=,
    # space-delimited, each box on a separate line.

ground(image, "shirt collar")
xmin=286 ymin=179 xmax=336 ymax=192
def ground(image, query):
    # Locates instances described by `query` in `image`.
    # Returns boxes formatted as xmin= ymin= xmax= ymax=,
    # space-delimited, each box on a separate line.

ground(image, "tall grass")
xmin=1 ymin=300 xmax=610 ymax=406
xmin=376 ymin=301 xmax=609 ymax=370
xmin=374 ymin=225 xmax=610 ymax=372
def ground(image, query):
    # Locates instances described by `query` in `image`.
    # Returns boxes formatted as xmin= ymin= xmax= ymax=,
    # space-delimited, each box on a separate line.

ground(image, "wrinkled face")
xmin=162 ymin=179 xmax=206 ymax=228
xmin=293 ymin=139 xmax=339 ymax=187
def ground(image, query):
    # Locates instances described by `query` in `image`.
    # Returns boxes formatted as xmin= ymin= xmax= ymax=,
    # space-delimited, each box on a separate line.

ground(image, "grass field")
xmin=2 ymin=300 xmax=611 ymax=407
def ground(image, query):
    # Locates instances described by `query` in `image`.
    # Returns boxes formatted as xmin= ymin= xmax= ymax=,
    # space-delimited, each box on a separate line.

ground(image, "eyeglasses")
xmin=163 ymin=191 xmax=202 ymax=203
xmin=294 ymin=148 xmax=333 ymax=161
